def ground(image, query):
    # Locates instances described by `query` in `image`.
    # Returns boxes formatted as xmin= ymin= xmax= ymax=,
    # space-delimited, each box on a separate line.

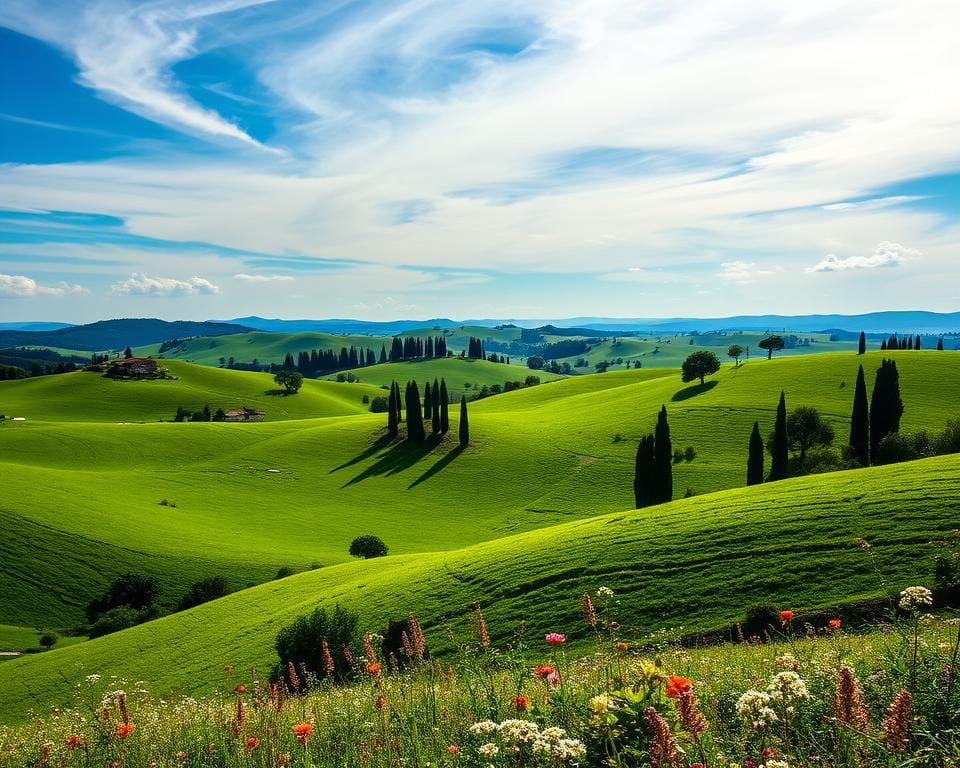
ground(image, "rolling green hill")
xmin=0 ymin=453 xmax=955 ymax=723
xmin=0 ymin=350 xmax=955 ymax=635
xmin=0 ymin=360 xmax=381 ymax=422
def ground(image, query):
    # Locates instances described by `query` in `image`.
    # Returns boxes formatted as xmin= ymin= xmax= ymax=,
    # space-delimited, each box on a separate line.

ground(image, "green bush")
xmin=89 ymin=606 xmax=141 ymax=639
xmin=273 ymin=605 xmax=359 ymax=687
xmin=179 ymin=576 xmax=230 ymax=611
xmin=349 ymin=535 xmax=388 ymax=559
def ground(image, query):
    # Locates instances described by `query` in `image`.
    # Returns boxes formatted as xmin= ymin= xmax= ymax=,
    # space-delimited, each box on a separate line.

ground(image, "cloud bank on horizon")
xmin=0 ymin=0 xmax=958 ymax=322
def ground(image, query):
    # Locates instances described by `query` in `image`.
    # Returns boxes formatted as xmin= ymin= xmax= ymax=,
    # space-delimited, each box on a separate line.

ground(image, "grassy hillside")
xmin=0 ymin=360 xmax=382 ymax=422
xmin=0 ymin=350 xmax=956 ymax=629
xmin=0 ymin=453 xmax=955 ymax=722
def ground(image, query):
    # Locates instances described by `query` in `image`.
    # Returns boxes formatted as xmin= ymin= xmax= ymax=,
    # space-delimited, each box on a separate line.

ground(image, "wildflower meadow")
xmin=1 ymin=587 xmax=957 ymax=768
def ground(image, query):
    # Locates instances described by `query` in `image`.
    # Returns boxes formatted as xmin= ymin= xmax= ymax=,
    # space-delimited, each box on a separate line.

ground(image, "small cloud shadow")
xmin=671 ymin=380 xmax=719 ymax=401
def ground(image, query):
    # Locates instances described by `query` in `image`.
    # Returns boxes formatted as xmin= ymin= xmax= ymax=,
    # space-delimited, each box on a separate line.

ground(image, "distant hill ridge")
xmin=0 ymin=319 xmax=253 ymax=352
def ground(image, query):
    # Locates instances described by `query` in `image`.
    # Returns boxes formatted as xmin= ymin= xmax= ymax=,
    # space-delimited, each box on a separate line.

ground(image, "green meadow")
xmin=0 ymin=347 xmax=957 ymax=722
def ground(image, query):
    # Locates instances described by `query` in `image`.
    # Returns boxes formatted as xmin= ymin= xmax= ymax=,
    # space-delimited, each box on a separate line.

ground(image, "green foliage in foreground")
xmin=0 ymin=607 xmax=955 ymax=766
xmin=0 ymin=454 xmax=956 ymax=722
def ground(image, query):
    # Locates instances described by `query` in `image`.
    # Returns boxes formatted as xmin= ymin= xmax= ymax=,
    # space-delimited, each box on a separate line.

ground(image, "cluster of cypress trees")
xmin=287 ymin=347 xmax=378 ymax=376
xmin=387 ymin=378 xmax=452 ymax=442
xmin=748 ymin=357 xmax=904 ymax=484
xmin=633 ymin=406 xmax=673 ymax=508
xmin=389 ymin=335 xmax=449 ymax=361
xmin=466 ymin=337 xmax=487 ymax=360
xmin=879 ymin=333 xmax=929 ymax=351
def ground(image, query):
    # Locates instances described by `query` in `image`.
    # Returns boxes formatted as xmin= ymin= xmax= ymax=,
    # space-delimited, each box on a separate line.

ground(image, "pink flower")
xmin=447 ymin=745 xmax=460 ymax=754
xmin=545 ymin=633 xmax=566 ymax=645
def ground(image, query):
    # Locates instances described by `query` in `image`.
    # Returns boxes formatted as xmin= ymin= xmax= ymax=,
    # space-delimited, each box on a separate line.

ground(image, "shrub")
xmin=179 ymin=576 xmax=230 ymax=611
xmin=349 ymin=535 xmax=388 ymax=559
xmin=524 ymin=375 xmax=541 ymax=386
xmin=38 ymin=632 xmax=58 ymax=650
xmin=88 ymin=606 xmax=140 ymax=638
xmin=672 ymin=449 xmax=684 ymax=464
xmin=742 ymin=606 xmax=779 ymax=639
xmin=368 ymin=396 xmax=389 ymax=413
xmin=934 ymin=552 xmax=960 ymax=607
xmin=86 ymin=573 xmax=161 ymax=624
xmin=381 ymin=617 xmax=429 ymax=668
xmin=273 ymin=604 xmax=359 ymax=687
xmin=934 ymin=419 xmax=960 ymax=455
xmin=274 ymin=566 xmax=295 ymax=580
xmin=684 ymin=446 xmax=696 ymax=462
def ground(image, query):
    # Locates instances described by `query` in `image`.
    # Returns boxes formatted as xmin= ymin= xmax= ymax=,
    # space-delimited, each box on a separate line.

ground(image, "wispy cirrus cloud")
xmin=809 ymin=242 xmax=920 ymax=273
xmin=233 ymin=273 xmax=293 ymax=283
xmin=0 ymin=273 xmax=86 ymax=297
xmin=111 ymin=273 xmax=219 ymax=296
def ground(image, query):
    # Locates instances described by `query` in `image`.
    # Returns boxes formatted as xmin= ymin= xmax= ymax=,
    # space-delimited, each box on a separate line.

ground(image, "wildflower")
xmin=828 ymin=618 xmax=842 ymax=630
xmin=473 ymin=603 xmax=490 ymax=648
xmin=234 ymin=685 xmax=247 ymax=693
xmin=582 ymin=592 xmax=597 ymax=627
xmin=615 ymin=641 xmax=629 ymax=651
xmin=408 ymin=615 xmax=426 ymax=660
xmin=766 ymin=671 xmax=810 ymax=704
xmin=898 ymin=586 xmax=933 ymax=611
xmin=278 ymin=754 xmax=289 ymax=765
xmin=589 ymin=693 xmax=612 ymax=716
xmin=321 ymin=640 xmax=335 ymax=677
xmin=676 ymin=688 xmax=709 ymax=736
xmin=469 ymin=721 xmax=499 ymax=735
xmin=245 ymin=737 xmax=259 ymax=752
xmin=736 ymin=690 xmax=778 ymax=728
xmin=447 ymin=745 xmax=460 ymax=754
xmin=833 ymin=667 xmax=870 ymax=732
xmin=666 ymin=675 xmax=692 ymax=698
xmin=779 ymin=610 xmax=793 ymax=626
xmin=342 ymin=644 xmax=355 ymax=669
xmin=880 ymin=689 xmax=913 ymax=752
xmin=546 ymin=670 xmax=561 ymax=687
xmin=645 ymin=706 xmax=677 ymax=768
xmin=511 ymin=694 xmax=530 ymax=712
xmin=292 ymin=722 xmax=313 ymax=745
xmin=765 ymin=761 xmax=789 ymax=768
xmin=533 ymin=664 xmax=555 ymax=678
xmin=363 ymin=632 xmax=377 ymax=662
xmin=234 ymin=698 xmax=246 ymax=732
xmin=478 ymin=743 xmax=499 ymax=757
xmin=499 ymin=719 xmax=541 ymax=744
xmin=287 ymin=662 xmax=300 ymax=693
xmin=544 ymin=632 xmax=566 ymax=645
xmin=375 ymin=695 xmax=386 ymax=711
xmin=66 ymin=734 xmax=83 ymax=750
xmin=115 ymin=722 xmax=136 ymax=739
xmin=176 ymin=752 xmax=189 ymax=760
xmin=366 ymin=662 xmax=382 ymax=676
xmin=597 ymin=586 xmax=615 ymax=598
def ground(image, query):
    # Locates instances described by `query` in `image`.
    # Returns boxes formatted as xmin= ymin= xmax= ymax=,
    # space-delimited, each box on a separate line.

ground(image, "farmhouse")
xmin=105 ymin=357 xmax=159 ymax=378
xmin=223 ymin=407 xmax=265 ymax=422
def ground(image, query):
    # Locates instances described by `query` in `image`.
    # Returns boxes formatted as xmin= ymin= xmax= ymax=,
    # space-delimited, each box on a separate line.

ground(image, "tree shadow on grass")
xmin=671 ymin=380 xmax=719 ymax=402
xmin=264 ymin=389 xmax=298 ymax=397
xmin=342 ymin=436 xmax=443 ymax=487
xmin=408 ymin=444 xmax=464 ymax=489
xmin=329 ymin=434 xmax=395 ymax=473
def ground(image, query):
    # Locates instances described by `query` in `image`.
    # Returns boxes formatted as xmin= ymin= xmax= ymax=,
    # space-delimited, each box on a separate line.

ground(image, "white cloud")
xmin=717 ymin=260 xmax=781 ymax=284
xmin=233 ymin=273 xmax=295 ymax=283
xmin=809 ymin=241 xmax=920 ymax=273
xmin=111 ymin=273 xmax=220 ymax=296
xmin=0 ymin=273 xmax=86 ymax=298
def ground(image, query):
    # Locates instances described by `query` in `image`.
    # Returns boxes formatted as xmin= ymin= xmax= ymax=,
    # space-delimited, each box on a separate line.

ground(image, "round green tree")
xmin=349 ymin=535 xmax=388 ymax=559
xmin=681 ymin=350 xmax=721 ymax=385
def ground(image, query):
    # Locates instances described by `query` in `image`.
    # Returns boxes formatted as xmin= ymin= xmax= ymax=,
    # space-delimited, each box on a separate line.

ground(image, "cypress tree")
xmin=769 ymin=390 xmax=789 ymax=481
xmin=431 ymin=378 xmax=441 ymax=435
xmin=423 ymin=381 xmax=432 ymax=420
xmin=915 ymin=334 xmax=921 ymax=350
xmin=857 ymin=331 xmax=866 ymax=355
xmin=937 ymin=337 xmax=944 ymax=351
xmin=880 ymin=339 xmax=887 ymax=351
xmin=633 ymin=433 xmax=656 ymax=508
xmin=653 ymin=405 xmax=673 ymax=503
xmin=380 ymin=345 xmax=387 ymax=363
xmin=459 ymin=396 xmax=469 ymax=447
xmin=849 ymin=364 xmax=869 ymax=466
xmin=747 ymin=421 xmax=764 ymax=485
xmin=439 ymin=379 xmax=449 ymax=433
xmin=405 ymin=382 xmax=425 ymax=443
xmin=870 ymin=358 xmax=904 ymax=463
xmin=907 ymin=336 xmax=914 ymax=350
xmin=387 ymin=381 xmax=399 ymax=436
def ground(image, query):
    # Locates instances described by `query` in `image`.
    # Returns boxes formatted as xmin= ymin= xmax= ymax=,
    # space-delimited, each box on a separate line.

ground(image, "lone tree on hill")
xmin=653 ymin=405 xmax=673 ymax=503
xmin=768 ymin=390 xmax=789 ymax=481
xmin=727 ymin=344 xmax=744 ymax=366
xmin=747 ymin=421 xmax=764 ymax=485
xmin=758 ymin=335 xmax=785 ymax=360
xmin=785 ymin=406 xmax=834 ymax=473
xmin=858 ymin=331 xmax=866 ymax=355
xmin=633 ymin=434 xmax=656 ymax=508
xmin=681 ymin=350 xmax=721 ymax=385
xmin=274 ymin=370 xmax=303 ymax=393
xmin=459 ymin=395 xmax=469 ymax=447
xmin=349 ymin=535 xmax=388 ymax=559
xmin=870 ymin=358 xmax=904 ymax=464
xmin=849 ymin=364 xmax=869 ymax=466
xmin=124 ymin=346 xmax=134 ymax=359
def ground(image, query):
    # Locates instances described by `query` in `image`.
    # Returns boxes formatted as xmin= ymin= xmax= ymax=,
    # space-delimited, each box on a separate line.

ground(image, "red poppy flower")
xmin=666 ymin=675 xmax=693 ymax=698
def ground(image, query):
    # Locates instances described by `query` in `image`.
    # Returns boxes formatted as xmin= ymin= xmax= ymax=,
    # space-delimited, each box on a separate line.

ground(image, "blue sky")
xmin=0 ymin=0 xmax=958 ymax=322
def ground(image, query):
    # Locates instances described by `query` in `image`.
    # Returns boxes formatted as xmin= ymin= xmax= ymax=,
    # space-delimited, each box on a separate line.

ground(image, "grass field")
xmin=0 ymin=350 xmax=955 ymax=631
xmin=0 ymin=453 xmax=955 ymax=722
